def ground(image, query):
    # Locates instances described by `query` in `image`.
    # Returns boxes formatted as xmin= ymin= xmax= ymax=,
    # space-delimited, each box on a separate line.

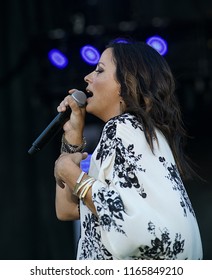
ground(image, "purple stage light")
xmin=113 ymin=38 xmax=129 ymax=44
xmin=48 ymin=49 xmax=68 ymax=69
xmin=80 ymin=45 xmax=100 ymax=65
xmin=80 ymin=154 xmax=92 ymax=173
xmin=146 ymin=36 xmax=168 ymax=56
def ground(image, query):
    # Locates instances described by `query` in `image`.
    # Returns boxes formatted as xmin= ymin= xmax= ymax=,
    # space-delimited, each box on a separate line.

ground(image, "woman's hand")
xmin=54 ymin=152 xmax=88 ymax=189
xmin=55 ymin=151 xmax=97 ymax=217
xmin=57 ymin=89 xmax=86 ymax=144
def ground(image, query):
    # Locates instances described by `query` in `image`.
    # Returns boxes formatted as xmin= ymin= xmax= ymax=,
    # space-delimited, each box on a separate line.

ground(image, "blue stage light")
xmin=48 ymin=49 xmax=68 ymax=69
xmin=146 ymin=36 xmax=168 ymax=56
xmin=80 ymin=154 xmax=92 ymax=173
xmin=80 ymin=45 xmax=100 ymax=65
xmin=113 ymin=38 xmax=129 ymax=44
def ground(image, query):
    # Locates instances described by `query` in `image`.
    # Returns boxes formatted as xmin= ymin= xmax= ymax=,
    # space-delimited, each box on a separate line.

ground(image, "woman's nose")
xmin=84 ymin=75 xmax=89 ymax=83
xmin=84 ymin=72 xmax=92 ymax=83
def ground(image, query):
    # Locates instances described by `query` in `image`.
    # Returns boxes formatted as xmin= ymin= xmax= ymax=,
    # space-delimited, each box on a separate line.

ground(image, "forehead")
xmin=98 ymin=48 xmax=115 ymax=66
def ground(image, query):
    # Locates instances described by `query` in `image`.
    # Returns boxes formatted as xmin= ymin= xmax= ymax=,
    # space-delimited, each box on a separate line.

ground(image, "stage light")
xmin=80 ymin=45 xmax=100 ymax=65
xmin=113 ymin=38 xmax=129 ymax=44
xmin=80 ymin=154 xmax=92 ymax=173
xmin=146 ymin=36 xmax=168 ymax=56
xmin=48 ymin=49 xmax=68 ymax=69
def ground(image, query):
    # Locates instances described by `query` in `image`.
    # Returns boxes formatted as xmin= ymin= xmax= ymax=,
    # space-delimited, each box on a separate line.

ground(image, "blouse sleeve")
xmin=91 ymin=116 xmax=151 ymax=259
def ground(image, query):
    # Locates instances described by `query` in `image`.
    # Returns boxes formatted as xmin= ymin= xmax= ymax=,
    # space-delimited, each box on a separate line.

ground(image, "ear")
xmin=119 ymin=94 xmax=124 ymax=103
xmin=119 ymin=96 xmax=126 ymax=112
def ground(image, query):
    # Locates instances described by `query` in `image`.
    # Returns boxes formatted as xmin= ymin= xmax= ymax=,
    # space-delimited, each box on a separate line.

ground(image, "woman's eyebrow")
xmin=97 ymin=62 xmax=105 ymax=66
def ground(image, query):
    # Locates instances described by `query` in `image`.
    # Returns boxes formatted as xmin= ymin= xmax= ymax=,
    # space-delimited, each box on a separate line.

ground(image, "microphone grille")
xmin=72 ymin=90 xmax=87 ymax=107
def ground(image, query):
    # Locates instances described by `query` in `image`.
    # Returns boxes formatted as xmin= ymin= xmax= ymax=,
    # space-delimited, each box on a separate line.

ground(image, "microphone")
xmin=28 ymin=90 xmax=87 ymax=155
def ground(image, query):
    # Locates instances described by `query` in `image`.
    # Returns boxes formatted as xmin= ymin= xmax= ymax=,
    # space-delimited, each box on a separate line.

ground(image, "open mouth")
xmin=86 ymin=90 xmax=93 ymax=98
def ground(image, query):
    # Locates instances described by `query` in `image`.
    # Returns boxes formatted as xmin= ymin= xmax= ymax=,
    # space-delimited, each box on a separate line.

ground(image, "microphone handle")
xmin=28 ymin=108 xmax=71 ymax=155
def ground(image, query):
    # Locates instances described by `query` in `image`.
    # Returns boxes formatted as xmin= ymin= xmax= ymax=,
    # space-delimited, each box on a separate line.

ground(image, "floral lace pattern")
xmin=93 ymin=187 xmax=126 ymax=234
xmin=97 ymin=114 xmax=147 ymax=197
xmin=77 ymin=113 xmax=202 ymax=260
xmin=79 ymin=213 xmax=113 ymax=260
xmin=159 ymin=156 xmax=195 ymax=217
xmin=132 ymin=222 xmax=185 ymax=260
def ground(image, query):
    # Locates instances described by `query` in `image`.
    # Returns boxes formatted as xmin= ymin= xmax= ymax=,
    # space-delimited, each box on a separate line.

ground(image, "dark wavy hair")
xmin=106 ymin=39 xmax=194 ymax=179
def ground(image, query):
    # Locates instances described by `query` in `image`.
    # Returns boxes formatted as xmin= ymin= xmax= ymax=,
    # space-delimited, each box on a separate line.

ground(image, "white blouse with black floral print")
xmin=76 ymin=113 xmax=203 ymax=260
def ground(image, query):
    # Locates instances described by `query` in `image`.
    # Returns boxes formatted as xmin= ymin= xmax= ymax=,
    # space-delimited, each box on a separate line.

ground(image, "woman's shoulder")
xmin=102 ymin=113 xmax=143 ymax=141
xmin=105 ymin=113 xmax=142 ymax=130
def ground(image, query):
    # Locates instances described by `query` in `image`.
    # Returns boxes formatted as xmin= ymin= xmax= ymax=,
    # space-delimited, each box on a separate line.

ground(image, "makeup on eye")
xmin=94 ymin=67 xmax=104 ymax=73
xmin=94 ymin=61 xmax=105 ymax=73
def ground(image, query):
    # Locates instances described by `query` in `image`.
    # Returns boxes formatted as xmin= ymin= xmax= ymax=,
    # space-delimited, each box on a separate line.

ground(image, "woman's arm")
xmin=54 ymin=152 xmax=98 ymax=219
xmin=55 ymin=182 xmax=80 ymax=221
xmin=55 ymin=91 xmax=87 ymax=220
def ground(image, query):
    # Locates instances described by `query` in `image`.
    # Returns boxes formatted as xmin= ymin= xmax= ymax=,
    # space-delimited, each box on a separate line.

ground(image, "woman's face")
xmin=84 ymin=48 xmax=122 ymax=122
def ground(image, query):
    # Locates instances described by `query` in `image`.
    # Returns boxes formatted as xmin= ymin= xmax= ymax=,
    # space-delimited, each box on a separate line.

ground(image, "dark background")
xmin=0 ymin=0 xmax=211 ymax=260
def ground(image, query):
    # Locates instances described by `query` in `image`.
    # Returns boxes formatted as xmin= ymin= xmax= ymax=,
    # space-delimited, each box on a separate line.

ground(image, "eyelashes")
xmin=95 ymin=67 xmax=104 ymax=74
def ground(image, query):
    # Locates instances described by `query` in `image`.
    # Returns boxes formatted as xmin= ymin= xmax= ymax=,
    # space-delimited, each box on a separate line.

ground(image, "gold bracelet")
xmin=79 ymin=179 xmax=95 ymax=200
xmin=73 ymin=171 xmax=85 ymax=195
xmin=80 ymin=184 xmax=93 ymax=202
xmin=73 ymin=176 xmax=94 ymax=196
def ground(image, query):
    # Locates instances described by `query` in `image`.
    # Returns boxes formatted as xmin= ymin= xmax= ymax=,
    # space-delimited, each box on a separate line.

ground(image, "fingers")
xmin=54 ymin=152 xmax=87 ymax=188
xmin=55 ymin=152 xmax=87 ymax=167
xmin=57 ymin=89 xmax=79 ymax=113
xmin=67 ymin=152 xmax=88 ymax=164
xmin=57 ymin=96 xmax=74 ymax=112
xmin=68 ymin=89 xmax=76 ymax=95
xmin=81 ymin=152 xmax=88 ymax=160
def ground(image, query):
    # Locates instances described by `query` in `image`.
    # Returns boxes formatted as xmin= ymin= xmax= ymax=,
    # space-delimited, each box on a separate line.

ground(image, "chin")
xmin=86 ymin=103 xmax=95 ymax=115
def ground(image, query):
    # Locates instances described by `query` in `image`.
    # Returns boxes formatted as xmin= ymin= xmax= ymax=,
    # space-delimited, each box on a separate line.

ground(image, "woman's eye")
xmin=95 ymin=68 xmax=103 ymax=73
